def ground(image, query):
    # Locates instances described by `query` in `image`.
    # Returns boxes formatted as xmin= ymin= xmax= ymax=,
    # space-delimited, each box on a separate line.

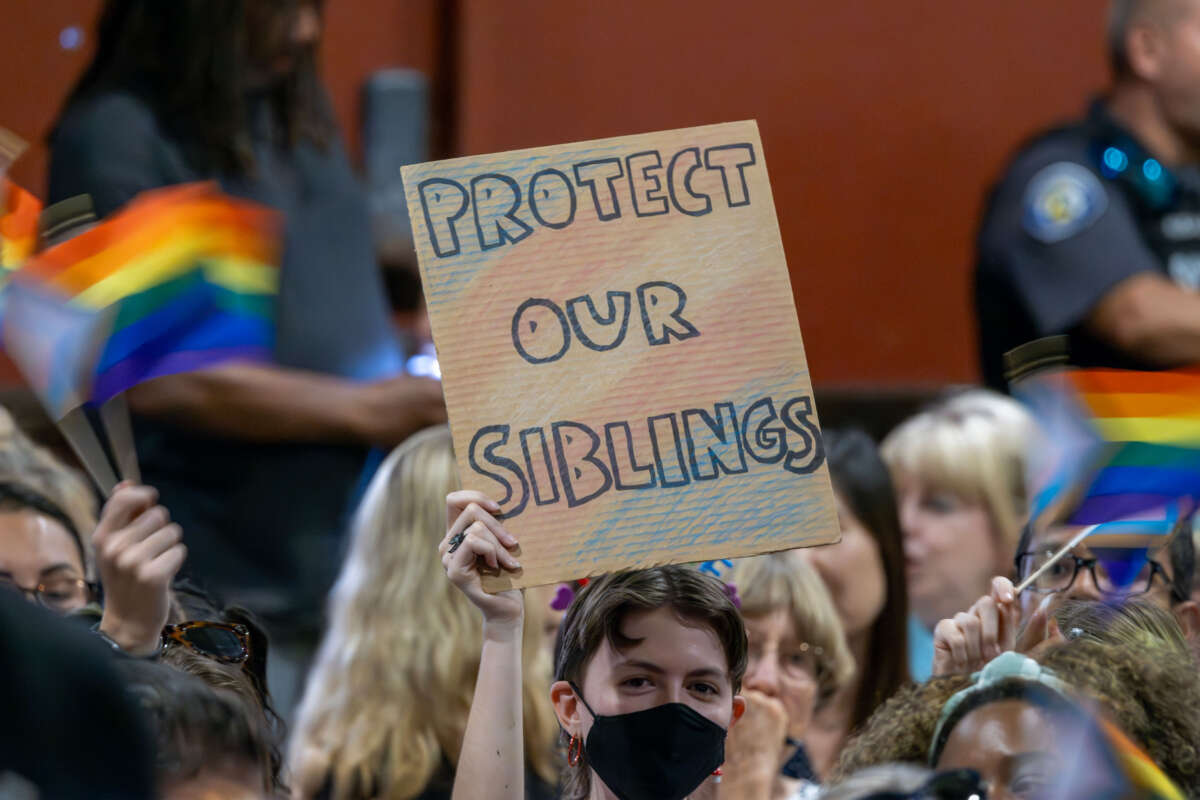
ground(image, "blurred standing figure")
xmin=976 ymin=0 xmax=1200 ymax=389
xmin=47 ymin=0 xmax=446 ymax=710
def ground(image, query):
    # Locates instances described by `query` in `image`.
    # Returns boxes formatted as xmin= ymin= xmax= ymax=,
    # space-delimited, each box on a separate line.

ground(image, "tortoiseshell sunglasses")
xmin=162 ymin=621 xmax=251 ymax=664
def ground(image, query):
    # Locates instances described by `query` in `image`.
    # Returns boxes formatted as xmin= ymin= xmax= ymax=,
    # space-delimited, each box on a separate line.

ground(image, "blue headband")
xmin=929 ymin=651 xmax=1072 ymax=765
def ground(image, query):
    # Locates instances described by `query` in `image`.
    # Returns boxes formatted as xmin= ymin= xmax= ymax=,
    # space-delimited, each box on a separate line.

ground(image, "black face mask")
xmin=571 ymin=683 xmax=727 ymax=800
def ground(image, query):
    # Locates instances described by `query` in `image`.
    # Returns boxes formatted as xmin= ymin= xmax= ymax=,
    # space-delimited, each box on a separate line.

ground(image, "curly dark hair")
xmin=833 ymin=639 xmax=1200 ymax=795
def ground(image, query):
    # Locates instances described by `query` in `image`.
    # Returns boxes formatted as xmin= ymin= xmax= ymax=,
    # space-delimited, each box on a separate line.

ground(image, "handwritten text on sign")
xmin=404 ymin=121 xmax=838 ymax=590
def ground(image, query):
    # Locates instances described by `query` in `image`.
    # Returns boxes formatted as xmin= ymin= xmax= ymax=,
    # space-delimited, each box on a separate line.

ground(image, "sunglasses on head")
xmin=864 ymin=769 xmax=988 ymax=800
xmin=162 ymin=621 xmax=251 ymax=664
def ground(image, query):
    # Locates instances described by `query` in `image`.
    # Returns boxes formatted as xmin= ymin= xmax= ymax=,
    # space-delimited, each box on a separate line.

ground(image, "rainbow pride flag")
xmin=2 ymin=281 xmax=112 ymax=419
xmin=1097 ymin=718 xmax=1186 ymax=800
xmin=13 ymin=182 xmax=281 ymax=406
xmin=0 ymin=178 xmax=40 ymax=270
xmin=1015 ymin=366 xmax=1200 ymax=547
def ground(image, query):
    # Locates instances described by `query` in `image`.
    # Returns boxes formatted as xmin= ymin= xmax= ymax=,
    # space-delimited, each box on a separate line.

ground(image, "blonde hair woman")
xmin=881 ymin=390 xmax=1032 ymax=640
xmin=720 ymin=552 xmax=855 ymax=798
xmin=290 ymin=426 xmax=559 ymax=800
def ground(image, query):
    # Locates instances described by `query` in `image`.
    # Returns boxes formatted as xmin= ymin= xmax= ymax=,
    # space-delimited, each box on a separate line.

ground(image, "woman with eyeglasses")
xmin=930 ymin=512 xmax=1200 ymax=677
xmin=719 ymin=552 xmax=854 ymax=799
xmin=0 ymin=480 xmax=186 ymax=656
xmin=0 ymin=482 xmax=94 ymax=614
xmin=0 ymin=472 xmax=284 ymax=793
xmin=833 ymin=638 xmax=1200 ymax=798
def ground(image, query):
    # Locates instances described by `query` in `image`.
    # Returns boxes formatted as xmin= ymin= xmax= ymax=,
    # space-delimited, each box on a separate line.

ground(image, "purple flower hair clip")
xmin=550 ymin=583 xmax=575 ymax=611
xmin=724 ymin=581 xmax=741 ymax=609
xmin=549 ymin=578 xmax=589 ymax=612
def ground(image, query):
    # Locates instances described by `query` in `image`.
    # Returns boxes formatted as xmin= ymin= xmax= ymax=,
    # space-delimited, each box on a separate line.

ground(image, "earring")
xmin=567 ymin=735 xmax=582 ymax=767
xmin=712 ymin=767 xmax=724 ymax=784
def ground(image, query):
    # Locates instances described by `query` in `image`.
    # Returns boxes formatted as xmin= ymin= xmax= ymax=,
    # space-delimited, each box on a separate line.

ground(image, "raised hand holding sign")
xmin=404 ymin=121 xmax=838 ymax=590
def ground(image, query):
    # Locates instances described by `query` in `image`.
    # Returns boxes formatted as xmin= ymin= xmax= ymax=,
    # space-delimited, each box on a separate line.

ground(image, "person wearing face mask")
xmin=289 ymin=428 xmax=558 ymax=800
xmin=880 ymin=391 xmax=1033 ymax=675
xmin=442 ymin=490 xmax=748 ymax=800
xmin=721 ymin=552 xmax=854 ymax=799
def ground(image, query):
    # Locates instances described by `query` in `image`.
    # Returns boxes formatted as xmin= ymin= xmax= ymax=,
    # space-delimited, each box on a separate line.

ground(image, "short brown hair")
xmin=552 ymin=566 xmax=748 ymax=800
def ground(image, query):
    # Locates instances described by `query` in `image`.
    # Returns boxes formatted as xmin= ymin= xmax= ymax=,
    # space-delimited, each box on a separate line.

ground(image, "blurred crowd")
xmin=5 ymin=1 xmax=1200 ymax=799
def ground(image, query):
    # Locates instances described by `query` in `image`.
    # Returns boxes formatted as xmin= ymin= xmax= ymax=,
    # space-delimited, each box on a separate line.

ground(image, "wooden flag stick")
xmin=1014 ymin=524 xmax=1097 ymax=595
xmin=56 ymin=407 xmax=118 ymax=495
xmin=0 ymin=126 xmax=27 ymax=176
xmin=99 ymin=394 xmax=140 ymax=484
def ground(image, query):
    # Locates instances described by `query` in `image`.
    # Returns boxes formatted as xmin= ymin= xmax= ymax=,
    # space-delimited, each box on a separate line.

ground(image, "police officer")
xmin=976 ymin=0 xmax=1200 ymax=390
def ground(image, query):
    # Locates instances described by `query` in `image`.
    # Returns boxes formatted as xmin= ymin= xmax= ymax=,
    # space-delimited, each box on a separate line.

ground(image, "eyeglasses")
xmin=746 ymin=640 xmax=824 ymax=681
xmin=162 ymin=621 xmax=251 ymax=664
xmin=1015 ymin=549 xmax=1170 ymax=597
xmin=0 ymin=575 xmax=92 ymax=612
xmin=865 ymin=768 xmax=988 ymax=800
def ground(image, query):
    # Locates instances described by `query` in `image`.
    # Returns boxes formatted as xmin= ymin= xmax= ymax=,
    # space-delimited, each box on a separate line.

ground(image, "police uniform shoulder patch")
xmin=1021 ymin=161 xmax=1108 ymax=244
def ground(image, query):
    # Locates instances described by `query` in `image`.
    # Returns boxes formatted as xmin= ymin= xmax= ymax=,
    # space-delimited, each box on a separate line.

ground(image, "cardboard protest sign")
xmin=403 ymin=120 xmax=838 ymax=590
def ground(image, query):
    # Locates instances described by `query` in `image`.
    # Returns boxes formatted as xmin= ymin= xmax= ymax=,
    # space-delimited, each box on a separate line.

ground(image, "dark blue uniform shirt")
xmin=975 ymin=101 xmax=1200 ymax=389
